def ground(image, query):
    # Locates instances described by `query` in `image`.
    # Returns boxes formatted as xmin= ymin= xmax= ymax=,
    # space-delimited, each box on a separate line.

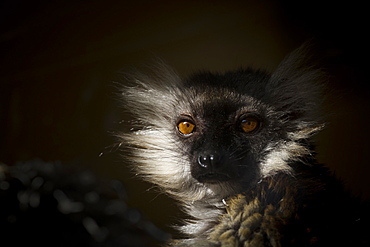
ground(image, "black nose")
xmin=197 ymin=154 xmax=218 ymax=168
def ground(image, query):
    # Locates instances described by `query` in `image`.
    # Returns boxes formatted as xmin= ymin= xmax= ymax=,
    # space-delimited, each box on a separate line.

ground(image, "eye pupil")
xmin=241 ymin=117 xmax=259 ymax=133
xmin=178 ymin=121 xmax=195 ymax=135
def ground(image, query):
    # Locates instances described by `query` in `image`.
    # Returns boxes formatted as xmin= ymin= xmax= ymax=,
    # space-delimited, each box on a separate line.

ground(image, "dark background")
xmin=1 ymin=0 xmax=369 ymax=237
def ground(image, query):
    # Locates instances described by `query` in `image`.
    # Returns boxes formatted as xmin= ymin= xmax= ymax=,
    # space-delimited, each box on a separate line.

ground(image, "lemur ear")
xmin=265 ymin=43 xmax=326 ymax=123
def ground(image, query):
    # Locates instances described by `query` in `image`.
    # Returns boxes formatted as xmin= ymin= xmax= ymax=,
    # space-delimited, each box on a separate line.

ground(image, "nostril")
xmin=197 ymin=154 xmax=217 ymax=168
xmin=197 ymin=155 xmax=208 ymax=168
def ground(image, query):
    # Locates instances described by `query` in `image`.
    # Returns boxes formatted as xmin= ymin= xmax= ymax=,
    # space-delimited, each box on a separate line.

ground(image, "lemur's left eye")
xmin=239 ymin=115 xmax=260 ymax=133
xmin=177 ymin=121 xmax=195 ymax=136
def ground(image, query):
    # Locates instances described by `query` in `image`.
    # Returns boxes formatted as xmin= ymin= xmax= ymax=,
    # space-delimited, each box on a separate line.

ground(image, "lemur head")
xmin=121 ymin=46 xmax=324 ymax=203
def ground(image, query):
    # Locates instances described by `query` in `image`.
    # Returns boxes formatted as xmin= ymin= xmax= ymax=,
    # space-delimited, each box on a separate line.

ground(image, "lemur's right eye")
xmin=177 ymin=121 xmax=195 ymax=136
xmin=240 ymin=117 xmax=259 ymax=133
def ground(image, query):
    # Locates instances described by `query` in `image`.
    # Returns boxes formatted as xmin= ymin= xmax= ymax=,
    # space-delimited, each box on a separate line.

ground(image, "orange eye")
xmin=240 ymin=117 xmax=259 ymax=133
xmin=177 ymin=121 xmax=195 ymax=136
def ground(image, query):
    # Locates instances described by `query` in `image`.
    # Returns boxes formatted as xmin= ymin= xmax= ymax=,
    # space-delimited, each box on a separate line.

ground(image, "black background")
xmin=1 ymin=0 xmax=369 ymax=237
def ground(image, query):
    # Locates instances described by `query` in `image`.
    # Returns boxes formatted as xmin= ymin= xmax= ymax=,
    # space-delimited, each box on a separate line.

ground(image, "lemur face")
xmin=173 ymin=86 xmax=268 ymax=188
xmin=176 ymin=109 xmax=262 ymax=185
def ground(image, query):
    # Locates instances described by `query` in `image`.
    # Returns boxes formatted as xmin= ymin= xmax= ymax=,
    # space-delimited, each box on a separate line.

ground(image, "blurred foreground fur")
xmin=0 ymin=160 xmax=169 ymax=246
xmin=120 ymin=45 xmax=369 ymax=246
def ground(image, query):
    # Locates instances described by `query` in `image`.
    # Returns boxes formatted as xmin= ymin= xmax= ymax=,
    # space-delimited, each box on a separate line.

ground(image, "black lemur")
xmin=120 ymin=45 xmax=369 ymax=246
